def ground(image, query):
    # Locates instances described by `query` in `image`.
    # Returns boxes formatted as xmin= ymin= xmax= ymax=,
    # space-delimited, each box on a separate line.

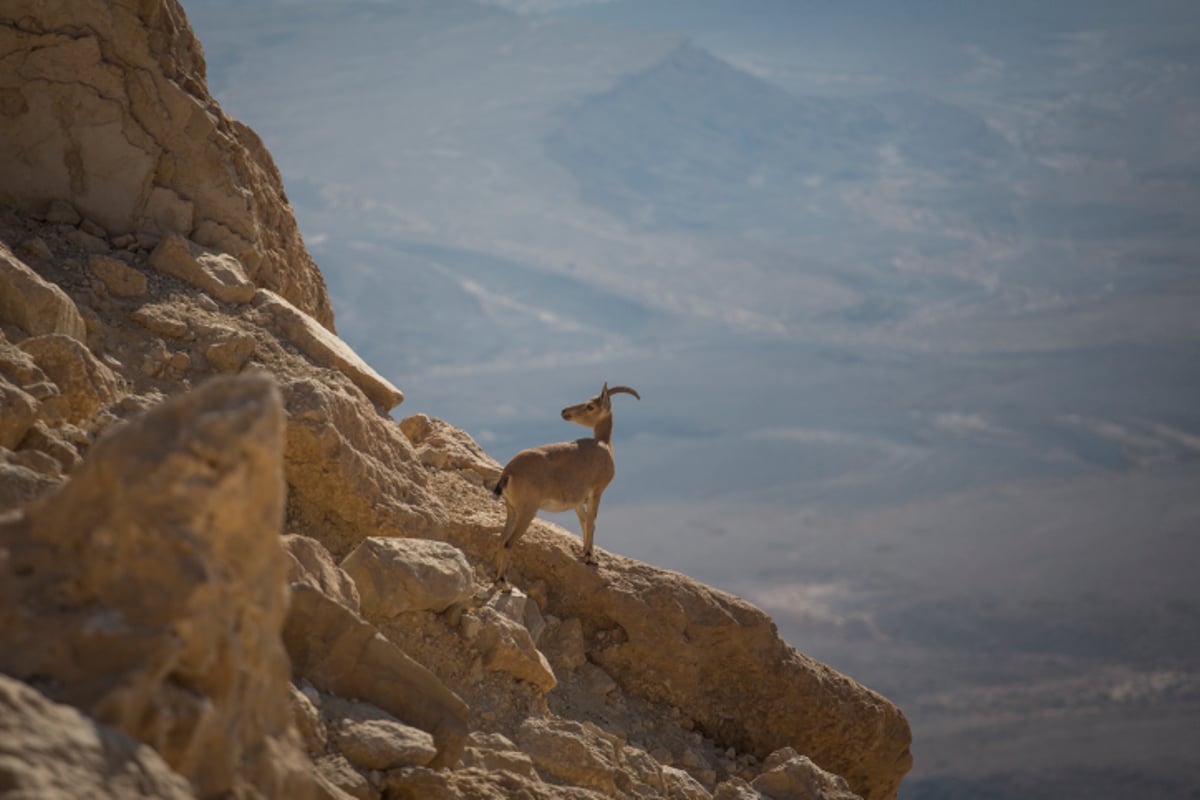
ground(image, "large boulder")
xmin=0 ymin=0 xmax=335 ymax=329
xmin=0 ymin=373 xmax=315 ymax=799
xmin=281 ymin=376 xmax=445 ymax=559
xmin=0 ymin=673 xmax=195 ymax=800
xmin=0 ymin=241 xmax=86 ymax=341
xmin=340 ymin=536 xmax=474 ymax=618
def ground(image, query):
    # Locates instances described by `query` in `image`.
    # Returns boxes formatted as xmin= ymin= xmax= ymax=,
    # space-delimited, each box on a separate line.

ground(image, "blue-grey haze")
xmin=187 ymin=1 xmax=1200 ymax=796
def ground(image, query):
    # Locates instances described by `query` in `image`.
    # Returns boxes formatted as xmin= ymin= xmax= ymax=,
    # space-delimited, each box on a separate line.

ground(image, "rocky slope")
xmin=0 ymin=2 xmax=912 ymax=799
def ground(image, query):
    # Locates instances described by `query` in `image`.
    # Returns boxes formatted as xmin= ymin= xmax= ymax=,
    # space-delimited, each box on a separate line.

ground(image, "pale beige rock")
xmin=89 ymin=253 xmax=148 ymax=297
xmin=205 ymin=329 xmax=257 ymax=372
xmin=714 ymin=778 xmax=765 ymax=800
xmin=282 ymin=582 xmax=470 ymax=769
xmin=662 ymin=766 xmax=712 ymax=800
xmin=399 ymin=413 xmax=502 ymax=484
xmin=0 ymin=673 xmax=195 ymax=800
xmin=516 ymin=717 xmax=621 ymax=794
xmin=17 ymin=333 xmax=123 ymax=423
xmin=284 ymin=533 xmax=362 ymax=614
xmin=468 ymin=606 xmax=557 ymax=692
xmin=0 ymin=373 xmax=316 ymax=799
xmin=435 ymin=486 xmax=912 ymax=800
xmin=131 ymin=303 xmax=190 ymax=338
xmin=486 ymin=584 xmax=547 ymax=645
xmin=0 ymin=459 xmax=60 ymax=512
xmin=0 ymin=376 xmax=38 ymax=449
xmin=314 ymin=753 xmax=372 ymax=800
xmin=289 ymin=682 xmax=329 ymax=756
xmin=752 ymin=748 xmax=863 ymax=800
xmin=0 ymin=1 xmax=336 ymax=328
xmin=461 ymin=732 xmax=538 ymax=778
xmin=341 ymin=537 xmax=474 ymax=618
xmin=321 ymin=695 xmax=438 ymax=772
xmin=150 ymin=233 xmax=256 ymax=304
xmin=257 ymin=289 xmax=403 ymax=410
xmin=281 ymin=377 xmax=444 ymax=559
xmin=0 ymin=241 xmax=86 ymax=342
xmin=18 ymin=420 xmax=81 ymax=473
xmin=542 ymin=616 xmax=588 ymax=672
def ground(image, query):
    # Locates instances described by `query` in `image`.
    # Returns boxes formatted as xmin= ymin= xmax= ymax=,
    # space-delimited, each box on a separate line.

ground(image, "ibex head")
xmin=561 ymin=382 xmax=641 ymax=427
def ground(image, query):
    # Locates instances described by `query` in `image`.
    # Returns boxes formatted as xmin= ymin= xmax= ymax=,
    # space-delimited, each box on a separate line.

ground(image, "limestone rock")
xmin=205 ymin=328 xmax=257 ymax=372
xmin=714 ymin=778 xmax=766 ymax=800
xmin=149 ymin=233 xmax=257 ymax=305
xmin=17 ymin=333 xmax=123 ymax=423
xmin=0 ymin=673 xmax=195 ymax=800
xmin=18 ymin=419 xmax=81 ymax=473
xmin=752 ymin=748 xmax=864 ymax=800
xmin=437 ymin=508 xmax=912 ymax=800
xmin=0 ymin=241 xmax=86 ymax=341
xmin=282 ymin=582 xmax=470 ymax=769
xmin=399 ymin=413 xmax=502 ymax=485
xmin=131 ymin=302 xmax=191 ymax=338
xmin=542 ymin=616 xmax=588 ymax=672
xmin=0 ymin=373 xmax=315 ymax=799
xmin=89 ymin=253 xmax=147 ymax=297
xmin=289 ymin=682 xmax=329 ymax=756
xmin=486 ymin=584 xmax=547 ymax=645
xmin=257 ymin=289 xmax=403 ymax=410
xmin=314 ymin=753 xmax=373 ymax=800
xmin=662 ymin=766 xmax=712 ymax=800
xmin=461 ymin=732 xmax=538 ymax=778
xmin=321 ymin=695 xmax=438 ymax=771
xmin=516 ymin=717 xmax=621 ymax=794
xmin=0 ymin=375 xmax=38 ymax=449
xmin=341 ymin=537 xmax=474 ymax=618
xmin=0 ymin=459 xmax=60 ymax=512
xmin=466 ymin=606 xmax=557 ymax=692
xmin=284 ymin=533 xmax=362 ymax=613
xmin=0 ymin=0 xmax=335 ymax=328
xmin=282 ymin=377 xmax=444 ymax=559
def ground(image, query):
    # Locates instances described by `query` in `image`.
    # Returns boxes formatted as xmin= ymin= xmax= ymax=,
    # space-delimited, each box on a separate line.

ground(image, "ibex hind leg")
xmin=581 ymin=493 xmax=601 ymax=566
xmin=495 ymin=504 xmax=536 ymax=588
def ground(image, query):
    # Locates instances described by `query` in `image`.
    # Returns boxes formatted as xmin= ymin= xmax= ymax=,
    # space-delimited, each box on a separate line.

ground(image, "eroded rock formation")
xmin=0 ymin=1 xmax=912 ymax=798
xmin=0 ymin=0 xmax=334 ymax=329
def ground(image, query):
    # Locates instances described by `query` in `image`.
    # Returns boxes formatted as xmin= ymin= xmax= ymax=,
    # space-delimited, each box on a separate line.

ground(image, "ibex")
xmin=492 ymin=382 xmax=641 ymax=586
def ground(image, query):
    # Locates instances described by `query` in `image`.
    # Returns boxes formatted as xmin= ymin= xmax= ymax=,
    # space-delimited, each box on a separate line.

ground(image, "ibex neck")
xmin=593 ymin=415 xmax=614 ymax=445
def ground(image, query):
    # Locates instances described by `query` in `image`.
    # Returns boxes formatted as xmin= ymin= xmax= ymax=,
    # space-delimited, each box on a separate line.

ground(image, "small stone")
xmin=18 ymin=237 xmax=52 ymax=261
xmin=66 ymin=228 xmax=109 ymax=254
xmin=80 ymin=219 xmax=107 ymax=239
xmin=89 ymin=255 xmax=147 ymax=298
xmin=44 ymin=199 xmax=81 ymax=226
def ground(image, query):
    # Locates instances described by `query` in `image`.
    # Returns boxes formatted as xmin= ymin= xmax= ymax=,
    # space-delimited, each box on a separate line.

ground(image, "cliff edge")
xmin=0 ymin=2 xmax=912 ymax=799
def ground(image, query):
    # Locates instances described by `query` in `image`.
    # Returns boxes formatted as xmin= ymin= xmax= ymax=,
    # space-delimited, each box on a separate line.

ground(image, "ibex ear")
xmin=600 ymin=382 xmax=610 ymax=399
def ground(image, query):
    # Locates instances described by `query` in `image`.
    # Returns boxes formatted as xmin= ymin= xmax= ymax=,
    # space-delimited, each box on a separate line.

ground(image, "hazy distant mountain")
xmin=547 ymin=42 xmax=1014 ymax=237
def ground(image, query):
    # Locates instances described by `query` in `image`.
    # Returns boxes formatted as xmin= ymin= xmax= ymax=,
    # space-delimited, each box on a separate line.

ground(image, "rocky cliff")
xmin=0 ymin=3 xmax=912 ymax=799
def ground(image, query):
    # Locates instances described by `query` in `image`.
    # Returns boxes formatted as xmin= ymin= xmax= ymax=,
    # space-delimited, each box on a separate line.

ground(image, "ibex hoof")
xmin=582 ymin=554 xmax=597 ymax=567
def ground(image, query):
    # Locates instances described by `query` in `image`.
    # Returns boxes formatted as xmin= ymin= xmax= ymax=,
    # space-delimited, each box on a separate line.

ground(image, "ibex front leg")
xmin=580 ymin=490 xmax=602 ymax=565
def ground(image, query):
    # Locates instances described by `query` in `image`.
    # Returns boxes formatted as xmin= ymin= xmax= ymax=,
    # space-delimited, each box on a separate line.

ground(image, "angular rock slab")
xmin=283 ymin=582 xmax=470 ymax=769
xmin=0 ymin=373 xmax=314 ymax=799
xmin=341 ymin=536 xmax=474 ymax=617
xmin=258 ymin=289 xmax=403 ymax=410
xmin=149 ymin=233 xmax=257 ymax=305
xmin=0 ymin=241 xmax=86 ymax=342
